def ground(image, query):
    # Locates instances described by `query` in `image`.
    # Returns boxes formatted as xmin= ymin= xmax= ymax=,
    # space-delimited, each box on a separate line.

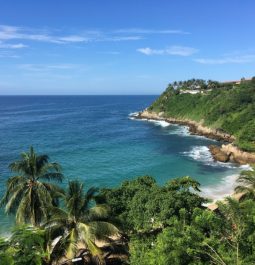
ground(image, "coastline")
xmin=135 ymin=109 xmax=255 ymax=165
xmin=131 ymin=109 xmax=254 ymax=206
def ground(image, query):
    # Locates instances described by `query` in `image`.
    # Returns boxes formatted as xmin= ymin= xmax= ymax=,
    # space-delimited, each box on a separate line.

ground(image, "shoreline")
xmin=131 ymin=110 xmax=254 ymax=205
xmin=134 ymin=110 xmax=255 ymax=165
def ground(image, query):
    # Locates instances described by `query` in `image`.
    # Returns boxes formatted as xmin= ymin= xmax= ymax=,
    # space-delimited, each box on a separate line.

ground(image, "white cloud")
xmin=194 ymin=54 xmax=255 ymax=64
xmin=102 ymin=36 xmax=143 ymax=42
xmin=114 ymin=28 xmax=190 ymax=34
xmin=137 ymin=46 xmax=198 ymax=56
xmin=0 ymin=25 xmax=90 ymax=44
xmin=58 ymin=35 xmax=89 ymax=43
xmin=0 ymin=25 xmax=144 ymax=45
xmin=137 ymin=47 xmax=164 ymax=55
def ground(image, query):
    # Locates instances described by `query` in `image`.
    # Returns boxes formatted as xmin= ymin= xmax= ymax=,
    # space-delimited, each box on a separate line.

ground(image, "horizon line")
xmin=0 ymin=94 xmax=160 ymax=96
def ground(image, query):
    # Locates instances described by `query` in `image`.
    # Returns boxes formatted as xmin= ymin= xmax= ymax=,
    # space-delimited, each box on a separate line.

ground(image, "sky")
xmin=0 ymin=0 xmax=254 ymax=95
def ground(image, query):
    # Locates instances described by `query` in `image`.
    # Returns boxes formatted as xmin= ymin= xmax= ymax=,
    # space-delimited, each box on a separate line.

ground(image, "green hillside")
xmin=148 ymin=78 xmax=255 ymax=152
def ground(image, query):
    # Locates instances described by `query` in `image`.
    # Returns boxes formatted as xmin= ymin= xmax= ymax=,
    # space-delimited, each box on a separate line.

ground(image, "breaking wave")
xmin=181 ymin=145 xmax=251 ymax=169
xmin=147 ymin=119 xmax=170 ymax=127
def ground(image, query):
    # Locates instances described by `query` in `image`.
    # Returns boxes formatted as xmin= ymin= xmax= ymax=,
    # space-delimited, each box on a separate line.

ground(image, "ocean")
xmin=0 ymin=95 xmax=248 ymax=234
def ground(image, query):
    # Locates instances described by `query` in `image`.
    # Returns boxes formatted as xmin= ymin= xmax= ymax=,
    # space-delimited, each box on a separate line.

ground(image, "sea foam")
xmin=128 ymin=112 xmax=139 ymax=120
xmin=129 ymin=112 xmax=139 ymax=117
xmin=201 ymin=174 xmax=239 ymax=200
xmin=167 ymin=124 xmax=190 ymax=136
xmin=201 ymin=165 xmax=251 ymax=200
xmin=182 ymin=145 xmax=245 ymax=169
xmin=147 ymin=119 xmax=170 ymax=127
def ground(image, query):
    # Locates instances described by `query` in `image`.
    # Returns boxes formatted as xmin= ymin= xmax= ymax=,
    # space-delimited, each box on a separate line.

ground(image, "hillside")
xmin=148 ymin=78 xmax=255 ymax=152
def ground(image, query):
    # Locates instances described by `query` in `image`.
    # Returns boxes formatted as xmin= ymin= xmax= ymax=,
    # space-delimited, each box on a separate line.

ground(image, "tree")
xmin=45 ymin=180 xmax=119 ymax=263
xmin=0 ymin=237 xmax=15 ymax=265
xmin=235 ymin=167 xmax=255 ymax=199
xmin=99 ymin=176 xmax=206 ymax=234
xmin=0 ymin=146 xmax=64 ymax=226
xmin=0 ymin=226 xmax=48 ymax=265
xmin=9 ymin=226 xmax=47 ymax=265
xmin=212 ymin=198 xmax=255 ymax=265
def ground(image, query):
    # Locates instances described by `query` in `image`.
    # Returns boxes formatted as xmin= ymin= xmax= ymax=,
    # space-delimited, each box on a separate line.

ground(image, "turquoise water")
xmin=0 ymin=96 xmax=246 ymax=233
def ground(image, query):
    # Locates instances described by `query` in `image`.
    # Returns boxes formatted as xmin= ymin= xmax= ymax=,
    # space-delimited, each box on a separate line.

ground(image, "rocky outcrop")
xmin=220 ymin=144 xmax=255 ymax=164
xmin=136 ymin=110 xmax=255 ymax=165
xmin=137 ymin=110 xmax=235 ymax=142
xmin=209 ymin=145 xmax=232 ymax=163
xmin=209 ymin=144 xmax=255 ymax=164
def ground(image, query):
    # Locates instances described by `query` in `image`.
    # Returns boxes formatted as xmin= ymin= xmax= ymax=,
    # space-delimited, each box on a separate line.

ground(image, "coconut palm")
xmin=45 ymin=180 xmax=119 ymax=264
xmin=215 ymin=197 xmax=247 ymax=265
xmin=0 ymin=146 xmax=64 ymax=226
xmin=235 ymin=167 xmax=255 ymax=199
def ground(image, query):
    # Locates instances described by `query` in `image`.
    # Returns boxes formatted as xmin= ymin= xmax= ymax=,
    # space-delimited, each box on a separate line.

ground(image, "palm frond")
xmin=87 ymin=221 xmax=119 ymax=241
xmin=45 ymin=206 xmax=68 ymax=224
xmin=86 ymin=239 xmax=103 ymax=259
xmin=235 ymin=185 xmax=254 ymax=194
xmin=67 ymin=180 xmax=84 ymax=199
xmin=36 ymin=154 xmax=50 ymax=170
xmin=82 ymin=187 xmax=99 ymax=210
xmin=0 ymin=176 xmax=26 ymax=207
xmin=66 ymin=228 xmax=78 ymax=259
xmin=40 ymin=172 xmax=64 ymax=182
xmin=66 ymin=180 xmax=85 ymax=217
xmin=5 ymin=185 xmax=27 ymax=214
xmin=78 ymin=222 xmax=92 ymax=241
xmin=87 ymin=205 xmax=111 ymax=221
xmin=16 ymin=189 xmax=31 ymax=224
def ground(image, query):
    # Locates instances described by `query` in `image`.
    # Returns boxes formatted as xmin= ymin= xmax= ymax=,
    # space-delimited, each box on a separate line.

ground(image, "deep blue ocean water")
xmin=0 ymin=96 xmax=247 ymax=234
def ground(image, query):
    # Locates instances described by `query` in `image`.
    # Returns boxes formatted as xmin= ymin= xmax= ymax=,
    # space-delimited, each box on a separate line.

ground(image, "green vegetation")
xmin=235 ymin=168 xmax=255 ymax=199
xmin=98 ymin=176 xmax=205 ymax=233
xmin=99 ymin=172 xmax=255 ymax=265
xmin=45 ymin=180 xmax=119 ymax=263
xmin=148 ymin=78 xmax=255 ymax=152
xmin=0 ymin=148 xmax=123 ymax=265
xmin=169 ymin=78 xmax=221 ymax=90
xmin=1 ymin=149 xmax=255 ymax=264
xmin=0 ymin=146 xmax=64 ymax=226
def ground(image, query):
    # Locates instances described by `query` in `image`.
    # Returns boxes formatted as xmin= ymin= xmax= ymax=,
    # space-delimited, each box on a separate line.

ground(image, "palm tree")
xmin=167 ymin=176 xmax=201 ymax=192
xmin=235 ymin=167 xmax=255 ymax=199
xmin=215 ymin=197 xmax=245 ymax=265
xmin=0 ymin=146 xmax=64 ymax=226
xmin=45 ymin=180 xmax=119 ymax=264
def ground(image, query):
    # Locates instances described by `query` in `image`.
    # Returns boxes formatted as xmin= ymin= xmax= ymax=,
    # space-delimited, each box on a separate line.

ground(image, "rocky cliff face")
xmin=137 ymin=110 xmax=255 ymax=164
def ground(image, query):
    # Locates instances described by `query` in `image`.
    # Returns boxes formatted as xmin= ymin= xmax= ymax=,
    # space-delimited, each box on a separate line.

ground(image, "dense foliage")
xmin=148 ymin=79 xmax=255 ymax=151
xmin=99 ymin=173 xmax=255 ymax=265
xmin=1 ymin=153 xmax=255 ymax=264
xmin=98 ymin=176 xmax=205 ymax=233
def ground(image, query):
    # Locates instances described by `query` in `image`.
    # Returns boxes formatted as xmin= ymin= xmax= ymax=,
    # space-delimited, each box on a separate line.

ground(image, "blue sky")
xmin=0 ymin=0 xmax=254 ymax=95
